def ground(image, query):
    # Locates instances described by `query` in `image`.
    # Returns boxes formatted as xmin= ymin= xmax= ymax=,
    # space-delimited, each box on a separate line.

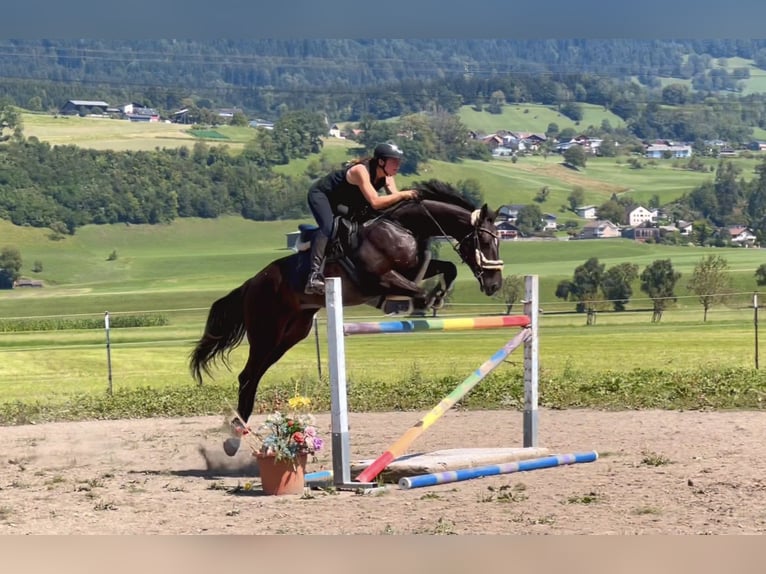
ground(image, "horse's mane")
xmin=411 ymin=179 xmax=478 ymax=212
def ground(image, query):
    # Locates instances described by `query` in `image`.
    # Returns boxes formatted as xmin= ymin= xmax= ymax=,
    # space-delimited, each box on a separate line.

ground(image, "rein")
xmin=416 ymin=201 xmax=504 ymax=281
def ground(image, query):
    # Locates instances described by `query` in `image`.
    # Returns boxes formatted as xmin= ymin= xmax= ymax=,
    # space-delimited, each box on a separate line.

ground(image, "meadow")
xmin=2 ymin=111 xmax=766 ymax=422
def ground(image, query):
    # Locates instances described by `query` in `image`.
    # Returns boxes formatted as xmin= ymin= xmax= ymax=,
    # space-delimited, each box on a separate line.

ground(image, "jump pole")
xmin=324 ymin=275 xmax=539 ymax=488
xmin=398 ymin=451 xmax=598 ymax=490
xmin=354 ymin=327 xmax=531 ymax=484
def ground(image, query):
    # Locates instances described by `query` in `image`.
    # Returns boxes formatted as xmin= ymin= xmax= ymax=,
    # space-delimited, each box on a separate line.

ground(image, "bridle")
xmin=419 ymin=202 xmax=504 ymax=288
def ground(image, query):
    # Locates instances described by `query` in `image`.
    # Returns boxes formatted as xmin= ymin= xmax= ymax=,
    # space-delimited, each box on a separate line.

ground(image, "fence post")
xmin=104 ymin=311 xmax=113 ymax=396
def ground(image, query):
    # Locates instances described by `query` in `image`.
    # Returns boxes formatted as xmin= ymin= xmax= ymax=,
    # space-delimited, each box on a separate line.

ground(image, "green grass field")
xmin=4 ymin=107 xmax=766 ymax=419
xmin=458 ymin=103 xmax=625 ymax=134
xmin=2 ymin=213 xmax=765 ymax=409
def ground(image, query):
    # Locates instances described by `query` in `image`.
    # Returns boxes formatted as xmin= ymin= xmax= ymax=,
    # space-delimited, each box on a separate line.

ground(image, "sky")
xmin=5 ymin=0 xmax=766 ymax=40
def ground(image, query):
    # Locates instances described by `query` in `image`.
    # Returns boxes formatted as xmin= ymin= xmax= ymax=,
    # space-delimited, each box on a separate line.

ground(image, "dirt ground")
xmin=1 ymin=408 xmax=765 ymax=535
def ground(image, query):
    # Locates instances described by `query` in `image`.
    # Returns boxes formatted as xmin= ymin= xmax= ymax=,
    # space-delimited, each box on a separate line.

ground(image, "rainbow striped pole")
xmin=398 ymin=451 xmax=598 ymax=489
xmin=344 ymin=314 xmax=530 ymax=336
xmin=354 ymin=327 xmax=532 ymax=484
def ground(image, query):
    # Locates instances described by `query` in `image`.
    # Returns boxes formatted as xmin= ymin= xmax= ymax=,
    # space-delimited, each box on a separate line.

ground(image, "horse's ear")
xmin=479 ymin=203 xmax=489 ymax=222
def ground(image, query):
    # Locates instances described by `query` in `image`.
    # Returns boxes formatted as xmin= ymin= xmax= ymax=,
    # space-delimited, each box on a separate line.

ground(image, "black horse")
xmin=189 ymin=179 xmax=504 ymax=455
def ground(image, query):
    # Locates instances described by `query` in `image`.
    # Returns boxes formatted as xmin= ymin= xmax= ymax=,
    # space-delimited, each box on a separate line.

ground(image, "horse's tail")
xmin=189 ymin=284 xmax=247 ymax=385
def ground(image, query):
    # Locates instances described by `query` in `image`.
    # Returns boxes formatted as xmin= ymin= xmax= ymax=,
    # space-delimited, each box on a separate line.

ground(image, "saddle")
xmin=295 ymin=216 xmax=425 ymax=315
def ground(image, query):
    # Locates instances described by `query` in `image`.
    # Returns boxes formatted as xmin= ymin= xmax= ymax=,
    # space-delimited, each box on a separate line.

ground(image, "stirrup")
xmin=304 ymin=274 xmax=325 ymax=295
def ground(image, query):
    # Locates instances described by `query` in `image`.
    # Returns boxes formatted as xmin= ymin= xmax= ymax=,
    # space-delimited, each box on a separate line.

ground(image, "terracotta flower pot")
xmin=255 ymin=452 xmax=308 ymax=495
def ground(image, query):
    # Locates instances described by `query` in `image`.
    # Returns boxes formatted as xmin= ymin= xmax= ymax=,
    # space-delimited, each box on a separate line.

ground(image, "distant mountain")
xmin=2 ymin=38 xmax=765 ymax=92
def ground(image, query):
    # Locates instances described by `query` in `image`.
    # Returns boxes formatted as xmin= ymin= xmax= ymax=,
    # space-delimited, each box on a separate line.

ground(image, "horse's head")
xmin=455 ymin=203 xmax=504 ymax=296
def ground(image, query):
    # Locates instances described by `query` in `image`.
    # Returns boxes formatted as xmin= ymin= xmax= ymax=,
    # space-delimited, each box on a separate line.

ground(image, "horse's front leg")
xmin=411 ymin=259 xmax=457 ymax=312
xmin=378 ymin=270 xmax=425 ymax=297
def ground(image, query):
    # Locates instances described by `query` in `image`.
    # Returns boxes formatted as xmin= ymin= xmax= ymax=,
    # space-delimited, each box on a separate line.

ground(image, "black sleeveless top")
xmin=312 ymin=160 xmax=387 ymax=216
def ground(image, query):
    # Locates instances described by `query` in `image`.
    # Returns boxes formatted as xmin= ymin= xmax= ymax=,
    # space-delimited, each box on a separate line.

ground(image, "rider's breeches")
xmin=307 ymin=189 xmax=335 ymax=238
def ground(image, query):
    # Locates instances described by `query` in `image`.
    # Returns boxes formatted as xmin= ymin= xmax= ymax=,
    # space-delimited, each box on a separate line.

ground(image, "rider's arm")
xmin=347 ymin=164 xmax=416 ymax=210
xmin=383 ymin=176 xmax=413 ymax=196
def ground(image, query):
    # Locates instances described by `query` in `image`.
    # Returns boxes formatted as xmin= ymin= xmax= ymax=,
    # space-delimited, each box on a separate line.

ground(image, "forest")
xmin=4 ymin=39 xmax=766 ymax=238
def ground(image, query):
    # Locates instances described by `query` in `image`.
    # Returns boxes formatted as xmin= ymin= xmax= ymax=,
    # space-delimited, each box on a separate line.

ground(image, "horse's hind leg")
xmin=224 ymin=308 xmax=318 ymax=456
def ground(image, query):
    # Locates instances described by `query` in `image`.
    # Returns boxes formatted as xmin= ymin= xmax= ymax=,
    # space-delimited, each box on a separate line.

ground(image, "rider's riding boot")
xmin=305 ymin=232 xmax=329 ymax=295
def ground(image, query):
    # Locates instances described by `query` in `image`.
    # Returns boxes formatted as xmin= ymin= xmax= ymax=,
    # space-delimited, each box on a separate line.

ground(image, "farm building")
xmin=60 ymin=100 xmax=110 ymax=115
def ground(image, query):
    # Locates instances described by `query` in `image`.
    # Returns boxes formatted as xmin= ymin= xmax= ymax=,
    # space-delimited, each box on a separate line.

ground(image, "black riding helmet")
xmin=373 ymin=142 xmax=404 ymax=161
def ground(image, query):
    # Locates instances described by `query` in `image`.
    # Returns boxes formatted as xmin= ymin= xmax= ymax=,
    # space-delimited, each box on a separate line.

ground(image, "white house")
xmin=579 ymin=220 xmax=621 ymax=239
xmin=645 ymin=143 xmax=692 ymax=159
xmin=628 ymin=206 xmax=655 ymax=227
xmin=543 ymin=213 xmax=558 ymax=231
xmin=728 ymin=226 xmax=757 ymax=247
xmin=328 ymin=124 xmax=343 ymax=138
xmin=677 ymin=220 xmax=693 ymax=236
xmin=575 ymin=205 xmax=597 ymax=219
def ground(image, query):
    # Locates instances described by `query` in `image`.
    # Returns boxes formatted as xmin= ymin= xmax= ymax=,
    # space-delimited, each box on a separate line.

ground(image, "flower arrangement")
xmin=254 ymin=396 xmax=324 ymax=463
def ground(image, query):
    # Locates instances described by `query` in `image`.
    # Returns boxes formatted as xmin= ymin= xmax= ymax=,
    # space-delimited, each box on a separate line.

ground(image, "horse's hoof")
xmin=223 ymin=437 xmax=241 ymax=457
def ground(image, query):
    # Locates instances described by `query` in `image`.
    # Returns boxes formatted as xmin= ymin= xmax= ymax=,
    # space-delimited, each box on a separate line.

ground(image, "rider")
xmin=304 ymin=141 xmax=419 ymax=295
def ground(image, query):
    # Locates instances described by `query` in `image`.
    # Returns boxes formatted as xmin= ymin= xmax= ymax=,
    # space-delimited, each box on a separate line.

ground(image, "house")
xmin=60 ymin=100 xmax=110 ymax=115
xmin=491 ymin=146 xmax=515 ymax=157
xmin=747 ymin=140 xmax=766 ymax=151
xmin=119 ymin=102 xmax=145 ymax=115
xmin=555 ymin=139 xmax=577 ymax=153
xmin=481 ymin=134 xmax=504 ymax=150
xmin=579 ymin=220 xmax=621 ymax=239
xmin=172 ymin=108 xmax=192 ymax=124
xmin=622 ymin=224 xmax=660 ymax=242
xmin=496 ymin=221 xmax=521 ymax=240
xmin=249 ymin=119 xmax=275 ymax=130
xmin=628 ymin=206 xmax=655 ymax=227
xmin=728 ymin=226 xmax=757 ymax=247
xmin=645 ymin=143 xmax=692 ymax=159
xmin=542 ymin=213 xmax=558 ymax=231
xmin=216 ymin=108 xmax=241 ymax=119
xmin=497 ymin=204 xmax=526 ymax=222
xmin=575 ymin=205 xmax=597 ymax=219
xmin=523 ymin=133 xmax=547 ymax=151
xmin=127 ymin=107 xmax=160 ymax=122
xmin=676 ymin=220 xmax=693 ymax=236
xmin=328 ymin=124 xmax=343 ymax=138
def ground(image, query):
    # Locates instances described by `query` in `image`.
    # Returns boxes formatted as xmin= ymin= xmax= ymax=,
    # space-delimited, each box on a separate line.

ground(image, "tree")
xmin=545 ymin=122 xmax=559 ymax=139
xmin=0 ymin=246 xmax=22 ymax=289
xmin=516 ymin=204 xmax=544 ymax=235
xmin=640 ymin=259 xmax=681 ymax=323
xmin=563 ymin=144 xmax=587 ymax=168
xmin=454 ymin=179 xmax=484 ymax=207
xmin=271 ymin=110 xmax=326 ymax=162
xmin=559 ymin=102 xmax=583 ymax=121
xmin=597 ymin=135 xmax=617 ymax=157
xmin=488 ymin=90 xmax=505 ymax=114
xmin=687 ymin=255 xmax=732 ymax=321
xmin=554 ymin=258 xmax=607 ymax=324
xmin=567 ymin=187 xmax=585 ymax=211
xmin=756 ymin=263 xmax=766 ymax=286
xmin=534 ymin=186 xmax=550 ymax=204
xmin=0 ymin=100 xmax=22 ymax=142
xmin=602 ymin=262 xmax=639 ymax=311
xmin=495 ymin=274 xmax=524 ymax=314
xmin=747 ymin=160 xmax=766 ymax=242
xmin=230 ymin=111 xmax=249 ymax=127
xmin=596 ymin=199 xmax=625 ymax=225
xmin=571 ymin=257 xmax=605 ymax=324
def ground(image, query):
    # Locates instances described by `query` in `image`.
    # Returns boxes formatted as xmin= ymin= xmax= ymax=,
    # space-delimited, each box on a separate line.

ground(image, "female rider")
xmin=304 ymin=142 xmax=418 ymax=295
